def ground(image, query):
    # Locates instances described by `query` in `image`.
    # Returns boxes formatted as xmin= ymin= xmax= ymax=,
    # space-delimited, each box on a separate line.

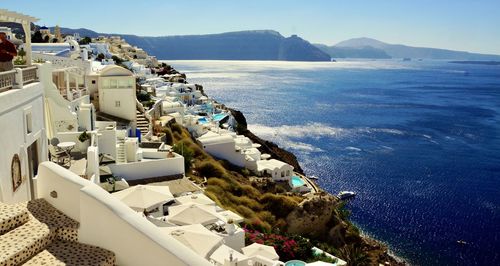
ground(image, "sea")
xmin=168 ymin=59 xmax=500 ymax=266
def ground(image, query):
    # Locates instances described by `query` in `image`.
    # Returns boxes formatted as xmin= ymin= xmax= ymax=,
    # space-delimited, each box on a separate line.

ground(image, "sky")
xmin=3 ymin=0 xmax=500 ymax=54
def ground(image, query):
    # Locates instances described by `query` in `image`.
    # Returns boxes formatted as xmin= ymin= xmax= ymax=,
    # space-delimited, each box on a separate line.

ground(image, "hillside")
xmin=317 ymin=37 xmax=500 ymax=60
xmin=54 ymin=27 xmax=331 ymax=61
xmin=315 ymin=44 xmax=391 ymax=59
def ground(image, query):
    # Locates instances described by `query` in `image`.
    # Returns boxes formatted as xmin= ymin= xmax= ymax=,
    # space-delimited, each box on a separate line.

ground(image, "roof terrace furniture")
xmin=48 ymin=145 xmax=70 ymax=166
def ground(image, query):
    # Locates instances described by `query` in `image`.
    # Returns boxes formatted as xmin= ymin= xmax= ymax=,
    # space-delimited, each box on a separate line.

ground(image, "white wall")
xmin=55 ymin=131 xmax=89 ymax=153
xmin=97 ymin=128 xmax=117 ymax=159
xmin=108 ymin=155 xmax=185 ymax=181
xmin=0 ymin=82 xmax=47 ymax=204
xmin=36 ymin=162 xmax=87 ymax=221
xmin=35 ymin=162 xmax=210 ymax=266
xmin=98 ymin=76 xmax=136 ymax=122
xmin=202 ymin=142 xmax=246 ymax=167
xmin=79 ymin=186 xmax=211 ymax=266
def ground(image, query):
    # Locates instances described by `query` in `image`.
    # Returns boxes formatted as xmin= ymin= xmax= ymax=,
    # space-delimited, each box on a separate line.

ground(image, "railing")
xmin=0 ymin=66 xmax=39 ymax=93
xmin=22 ymin=66 xmax=38 ymax=84
xmin=0 ymin=69 xmax=16 ymax=92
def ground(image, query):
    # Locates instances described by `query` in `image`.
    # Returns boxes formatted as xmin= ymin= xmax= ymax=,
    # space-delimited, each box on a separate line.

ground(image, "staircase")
xmin=116 ymin=136 xmax=127 ymax=164
xmin=0 ymin=199 xmax=115 ymax=266
xmin=136 ymin=110 xmax=150 ymax=136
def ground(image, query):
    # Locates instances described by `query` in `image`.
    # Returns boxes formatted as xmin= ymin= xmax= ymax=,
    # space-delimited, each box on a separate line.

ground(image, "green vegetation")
xmin=79 ymin=36 xmax=92 ymax=45
xmin=172 ymin=142 xmax=194 ymax=171
xmin=338 ymin=244 xmax=370 ymax=266
xmin=112 ymin=55 xmax=124 ymax=64
xmin=31 ymin=31 xmax=45 ymax=43
xmin=158 ymin=119 xmax=393 ymax=265
xmin=17 ymin=48 xmax=26 ymax=60
xmin=78 ymin=131 xmax=90 ymax=143
xmin=197 ymin=160 xmax=226 ymax=178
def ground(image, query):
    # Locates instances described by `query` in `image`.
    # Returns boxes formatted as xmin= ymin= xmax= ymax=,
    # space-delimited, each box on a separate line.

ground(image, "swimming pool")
xmin=285 ymin=260 xmax=306 ymax=266
xmin=212 ymin=113 xmax=228 ymax=121
xmin=291 ymin=176 xmax=305 ymax=187
xmin=198 ymin=117 xmax=209 ymax=124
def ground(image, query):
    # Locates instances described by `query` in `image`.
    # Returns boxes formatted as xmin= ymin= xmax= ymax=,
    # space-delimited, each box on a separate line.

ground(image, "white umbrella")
xmin=242 ymin=243 xmax=280 ymax=261
xmin=175 ymin=193 xmax=215 ymax=205
xmin=168 ymin=203 xmax=220 ymax=225
xmin=217 ymin=210 xmax=244 ymax=224
xmin=209 ymin=244 xmax=248 ymax=265
xmin=112 ymin=185 xmax=174 ymax=211
xmin=160 ymin=224 xmax=223 ymax=258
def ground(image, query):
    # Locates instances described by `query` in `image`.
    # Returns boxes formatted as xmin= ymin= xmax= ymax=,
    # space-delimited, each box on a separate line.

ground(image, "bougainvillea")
xmin=244 ymin=226 xmax=313 ymax=261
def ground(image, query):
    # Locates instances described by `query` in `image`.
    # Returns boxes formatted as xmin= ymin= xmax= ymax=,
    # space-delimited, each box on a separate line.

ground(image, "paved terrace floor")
xmin=144 ymin=177 xmax=202 ymax=196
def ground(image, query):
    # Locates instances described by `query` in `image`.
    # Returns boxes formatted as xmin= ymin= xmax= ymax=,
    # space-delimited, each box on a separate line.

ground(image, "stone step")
xmin=0 ymin=219 xmax=53 ymax=266
xmin=24 ymin=199 xmax=79 ymax=242
xmin=0 ymin=202 xmax=29 ymax=235
xmin=23 ymin=240 xmax=115 ymax=266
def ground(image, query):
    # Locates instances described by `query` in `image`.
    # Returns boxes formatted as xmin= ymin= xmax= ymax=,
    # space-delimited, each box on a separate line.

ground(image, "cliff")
xmin=316 ymin=37 xmax=500 ymax=60
xmin=53 ymin=27 xmax=331 ymax=61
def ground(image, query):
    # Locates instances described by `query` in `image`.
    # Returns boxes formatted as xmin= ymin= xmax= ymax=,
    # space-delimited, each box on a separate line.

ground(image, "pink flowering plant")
xmin=244 ymin=226 xmax=313 ymax=261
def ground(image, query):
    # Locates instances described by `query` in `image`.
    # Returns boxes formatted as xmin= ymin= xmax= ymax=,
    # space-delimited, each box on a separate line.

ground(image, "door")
xmin=27 ymin=140 xmax=39 ymax=199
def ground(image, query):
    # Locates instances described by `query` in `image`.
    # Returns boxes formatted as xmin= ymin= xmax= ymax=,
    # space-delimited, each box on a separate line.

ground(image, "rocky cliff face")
xmin=286 ymin=193 xmax=350 ymax=246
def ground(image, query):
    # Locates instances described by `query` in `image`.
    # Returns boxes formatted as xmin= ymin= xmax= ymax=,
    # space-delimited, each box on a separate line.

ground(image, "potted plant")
xmin=225 ymin=219 xmax=236 ymax=235
xmin=78 ymin=131 xmax=91 ymax=152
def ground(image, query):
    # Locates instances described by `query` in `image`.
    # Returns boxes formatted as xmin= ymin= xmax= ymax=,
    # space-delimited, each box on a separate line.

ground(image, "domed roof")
xmin=40 ymin=26 xmax=48 ymax=30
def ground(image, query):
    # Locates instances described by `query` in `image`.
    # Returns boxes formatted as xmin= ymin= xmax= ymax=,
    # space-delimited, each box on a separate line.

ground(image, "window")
xmin=281 ymin=172 xmax=285 ymax=177
xmin=119 ymin=79 xmax=128 ymax=88
xmin=115 ymin=101 xmax=121 ymax=107
xmin=102 ymin=79 xmax=110 ymax=89
xmin=25 ymin=111 xmax=33 ymax=134
xmin=91 ymin=80 xmax=96 ymax=84
xmin=110 ymin=79 xmax=117 ymax=89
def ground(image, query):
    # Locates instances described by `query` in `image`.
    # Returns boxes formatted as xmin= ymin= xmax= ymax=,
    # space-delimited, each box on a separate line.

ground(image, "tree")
xmin=32 ymin=31 xmax=44 ymax=43
xmin=111 ymin=55 xmax=123 ymax=64
xmin=96 ymin=53 xmax=105 ymax=61
xmin=17 ymin=48 xmax=26 ymax=60
xmin=79 ymin=36 xmax=92 ymax=45
xmin=43 ymin=35 xmax=50 ymax=43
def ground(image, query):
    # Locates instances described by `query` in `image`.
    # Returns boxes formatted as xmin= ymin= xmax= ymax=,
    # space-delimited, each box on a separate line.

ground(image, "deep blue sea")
xmin=169 ymin=60 xmax=500 ymax=266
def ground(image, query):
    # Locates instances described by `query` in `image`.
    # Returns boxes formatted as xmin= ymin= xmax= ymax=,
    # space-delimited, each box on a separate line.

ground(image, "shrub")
xmin=235 ymin=205 xmax=256 ymax=219
xmin=170 ymin=122 xmax=183 ymax=134
xmin=260 ymin=193 xmax=298 ymax=218
xmin=241 ymin=168 xmax=251 ymax=176
xmin=161 ymin=127 xmax=173 ymax=145
xmin=257 ymin=211 xmax=276 ymax=225
xmin=244 ymin=228 xmax=313 ymax=261
xmin=240 ymin=184 xmax=261 ymax=199
xmin=207 ymin=178 xmax=231 ymax=191
xmin=172 ymin=143 xmax=194 ymax=170
xmin=197 ymin=160 xmax=226 ymax=178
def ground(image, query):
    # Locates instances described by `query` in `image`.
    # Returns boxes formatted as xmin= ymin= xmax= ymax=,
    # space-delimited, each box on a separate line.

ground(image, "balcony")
xmin=0 ymin=66 xmax=39 ymax=93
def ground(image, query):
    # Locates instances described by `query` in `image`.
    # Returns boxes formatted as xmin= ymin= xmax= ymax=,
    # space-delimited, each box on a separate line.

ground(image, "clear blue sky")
xmin=4 ymin=0 xmax=500 ymax=54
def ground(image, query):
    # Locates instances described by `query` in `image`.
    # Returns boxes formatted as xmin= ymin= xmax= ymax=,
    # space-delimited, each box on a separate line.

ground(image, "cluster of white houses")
xmin=0 ymin=9 xmax=341 ymax=266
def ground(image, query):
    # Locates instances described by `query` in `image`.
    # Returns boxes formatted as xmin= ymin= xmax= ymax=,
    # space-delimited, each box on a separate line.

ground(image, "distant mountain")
xmin=317 ymin=37 xmax=500 ymax=60
xmin=54 ymin=27 xmax=331 ymax=61
xmin=315 ymin=44 xmax=390 ymax=59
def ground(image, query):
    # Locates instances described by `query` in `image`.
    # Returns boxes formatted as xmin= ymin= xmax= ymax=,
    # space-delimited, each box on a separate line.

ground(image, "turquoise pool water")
xmin=285 ymin=260 xmax=306 ymax=266
xmin=291 ymin=176 xmax=305 ymax=187
xmin=198 ymin=117 xmax=209 ymax=124
xmin=212 ymin=113 xmax=228 ymax=121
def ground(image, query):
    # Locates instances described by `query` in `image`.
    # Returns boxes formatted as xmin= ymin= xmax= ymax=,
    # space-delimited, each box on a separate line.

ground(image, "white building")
xmin=256 ymin=159 xmax=294 ymax=181
xmin=0 ymin=66 xmax=48 ymax=204
xmin=87 ymin=65 xmax=137 ymax=122
xmin=0 ymin=26 xmax=22 ymax=45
